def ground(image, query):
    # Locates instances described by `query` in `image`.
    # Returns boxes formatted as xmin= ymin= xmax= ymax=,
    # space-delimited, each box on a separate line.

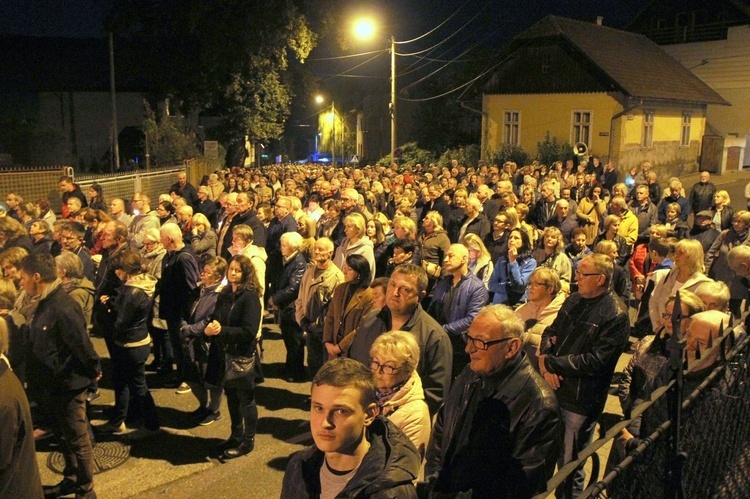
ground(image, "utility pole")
xmin=390 ymin=35 xmax=396 ymax=165
xmin=108 ymin=32 xmax=120 ymax=172
xmin=332 ymin=101 xmax=336 ymax=167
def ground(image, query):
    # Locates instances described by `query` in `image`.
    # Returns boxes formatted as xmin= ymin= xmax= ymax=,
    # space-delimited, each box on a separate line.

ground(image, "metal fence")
xmin=534 ymin=313 xmax=750 ymax=498
xmin=0 ymin=159 xmax=216 ymax=213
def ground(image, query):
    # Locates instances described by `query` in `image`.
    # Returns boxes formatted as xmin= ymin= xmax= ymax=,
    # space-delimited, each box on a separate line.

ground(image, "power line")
xmin=308 ymin=49 xmax=386 ymax=61
xmin=394 ymin=0 xmax=473 ymax=45
xmin=320 ymin=51 xmax=387 ymax=83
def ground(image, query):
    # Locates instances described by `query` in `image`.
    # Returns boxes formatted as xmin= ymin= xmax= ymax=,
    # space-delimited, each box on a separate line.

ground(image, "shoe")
xmin=86 ymin=390 xmax=100 ymax=403
xmin=222 ymin=439 xmax=255 ymax=459
xmin=213 ymin=437 xmax=241 ymax=455
xmin=125 ymin=428 xmax=160 ymax=442
xmin=156 ymin=365 xmax=174 ymax=375
xmin=43 ymin=478 xmax=76 ymax=497
xmin=93 ymin=421 xmax=126 ymax=434
xmin=190 ymin=407 xmax=209 ymax=419
xmin=175 ymin=382 xmax=192 ymax=394
xmin=145 ymin=360 xmax=161 ymax=372
xmin=199 ymin=411 xmax=221 ymax=426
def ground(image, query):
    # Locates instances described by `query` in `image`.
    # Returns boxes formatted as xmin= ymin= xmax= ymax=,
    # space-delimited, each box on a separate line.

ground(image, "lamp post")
xmin=354 ymin=18 xmax=397 ymax=164
xmin=316 ymin=95 xmax=337 ymax=165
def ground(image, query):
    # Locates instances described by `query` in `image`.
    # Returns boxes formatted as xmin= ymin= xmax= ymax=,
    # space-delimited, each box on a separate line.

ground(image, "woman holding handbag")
xmin=204 ymin=254 xmax=262 ymax=460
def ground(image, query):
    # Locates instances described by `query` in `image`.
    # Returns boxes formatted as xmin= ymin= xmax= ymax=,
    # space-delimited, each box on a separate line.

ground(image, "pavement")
xmin=36 ymin=323 xmax=312 ymax=499
xmin=33 ymin=167 xmax=750 ymax=498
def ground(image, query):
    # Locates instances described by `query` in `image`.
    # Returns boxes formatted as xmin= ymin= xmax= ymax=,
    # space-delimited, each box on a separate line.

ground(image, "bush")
xmin=487 ymin=143 xmax=531 ymax=168
xmin=437 ymin=144 xmax=480 ymax=169
xmin=376 ymin=142 xmax=435 ymax=168
xmin=536 ymin=132 xmax=574 ymax=166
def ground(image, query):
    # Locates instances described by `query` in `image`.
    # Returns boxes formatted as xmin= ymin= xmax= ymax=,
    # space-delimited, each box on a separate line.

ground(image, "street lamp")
xmin=316 ymin=95 xmax=336 ymax=165
xmin=353 ymin=18 xmax=396 ymax=165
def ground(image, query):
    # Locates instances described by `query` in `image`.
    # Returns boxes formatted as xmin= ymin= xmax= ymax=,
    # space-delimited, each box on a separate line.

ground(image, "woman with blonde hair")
xmin=649 ymin=239 xmax=710 ymax=332
xmin=419 ymin=211 xmax=450 ymax=281
xmin=332 ymin=213 xmax=375 ymax=282
xmin=514 ymin=203 xmax=537 ymax=248
xmin=534 ymin=226 xmax=572 ymax=293
xmin=711 ymin=190 xmax=735 ymax=231
xmin=390 ymin=215 xmax=421 ymax=265
xmin=577 ymin=185 xmax=607 ymax=246
xmin=296 ymin=215 xmax=317 ymax=263
xmin=190 ymin=213 xmax=217 ymax=267
xmin=369 ymin=330 xmax=431 ymax=464
xmin=463 ymin=233 xmax=494 ymax=289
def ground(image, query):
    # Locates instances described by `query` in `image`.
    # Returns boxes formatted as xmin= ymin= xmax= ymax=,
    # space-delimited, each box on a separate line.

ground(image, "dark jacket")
xmin=420 ymin=197 xmax=451 ymax=229
xmin=540 ymin=291 xmax=630 ymax=417
xmin=592 ymin=233 xmax=631 ymax=267
xmin=0 ymin=360 xmax=44 ymax=499
xmin=460 ymin=213 xmax=491 ymax=240
xmin=206 ymin=286 xmax=262 ymax=387
xmin=630 ymin=200 xmax=659 ymax=235
xmin=323 ymin=284 xmax=373 ymax=345
xmin=197 ymin=199 xmax=218 ymax=228
xmin=272 ymin=252 xmax=308 ymax=320
xmin=93 ymin=243 xmax=129 ymax=335
xmin=26 ymin=284 xmax=100 ymax=393
xmin=112 ymin=275 xmax=155 ymax=346
xmin=424 ymin=354 xmax=562 ymax=498
xmin=711 ymin=205 xmax=736 ymax=231
xmin=3 ymin=234 xmax=32 ymax=253
xmin=234 ymin=208 xmax=267 ymax=248
xmin=348 ymin=304 xmax=452 ymax=416
xmin=427 ymin=273 xmax=488 ymax=336
xmin=183 ymin=282 xmax=223 ymax=362
xmin=170 ymin=181 xmax=200 ymax=210
xmin=158 ymin=245 xmax=200 ymax=323
xmin=281 ymin=417 xmax=419 ymax=499
xmin=266 ymin=213 xmax=298 ymax=290
xmin=689 ymin=181 xmax=716 ymax=214
xmin=657 ymin=195 xmax=690 ymax=223
xmin=29 ymin=235 xmax=54 ymax=255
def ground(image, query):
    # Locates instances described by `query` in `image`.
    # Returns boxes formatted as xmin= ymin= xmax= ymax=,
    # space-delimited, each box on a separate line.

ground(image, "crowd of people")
xmin=1 ymin=158 xmax=749 ymax=498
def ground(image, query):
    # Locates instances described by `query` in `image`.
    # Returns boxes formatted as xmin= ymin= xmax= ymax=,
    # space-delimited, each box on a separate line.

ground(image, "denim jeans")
xmin=555 ymin=409 xmax=597 ymax=498
xmin=110 ymin=343 xmax=160 ymax=430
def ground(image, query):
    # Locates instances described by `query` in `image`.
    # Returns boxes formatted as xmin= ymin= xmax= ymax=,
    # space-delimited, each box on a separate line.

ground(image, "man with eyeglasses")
xmin=421 ymin=304 xmax=562 ymax=498
xmin=538 ymin=254 xmax=630 ymax=498
xmin=330 ymin=188 xmax=363 ymax=246
xmin=60 ymin=221 xmax=95 ymax=281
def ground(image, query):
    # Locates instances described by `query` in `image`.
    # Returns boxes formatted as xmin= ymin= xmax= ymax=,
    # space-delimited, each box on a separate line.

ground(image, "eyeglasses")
xmin=575 ymin=270 xmax=603 ymax=278
xmin=369 ymin=359 xmax=401 ymax=375
xmin=462 ymin=332 xmax=514 ymax=351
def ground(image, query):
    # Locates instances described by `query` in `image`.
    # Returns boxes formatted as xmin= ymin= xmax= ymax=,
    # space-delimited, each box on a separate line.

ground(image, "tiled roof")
xmin=512 ymin=15 xmax=730 ymax=105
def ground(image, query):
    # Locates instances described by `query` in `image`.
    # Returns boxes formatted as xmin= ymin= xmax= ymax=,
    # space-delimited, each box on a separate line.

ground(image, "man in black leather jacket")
xmin=539 ymin=254 xmax=630 ymax=498
xmin=422 ymin=305 xmax=562 ymax=498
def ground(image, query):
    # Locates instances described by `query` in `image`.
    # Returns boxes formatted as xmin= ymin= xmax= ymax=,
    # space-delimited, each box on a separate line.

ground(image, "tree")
xmin=108 ymin=0 xmax=317 ymax=162
xmin=142 ymin=102 xmax=200 ymax=167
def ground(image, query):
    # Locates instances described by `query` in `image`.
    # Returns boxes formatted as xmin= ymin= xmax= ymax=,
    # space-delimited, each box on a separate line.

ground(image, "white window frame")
xmin=681 ymin=111 xmax=691 ymax=147
xmin=571 ymin=110 xmax=592 ymax=147
xmin=643 ymin=110 xmax=655 ymax=148
xmin=503 ymin=110 xmax=520 ymax=146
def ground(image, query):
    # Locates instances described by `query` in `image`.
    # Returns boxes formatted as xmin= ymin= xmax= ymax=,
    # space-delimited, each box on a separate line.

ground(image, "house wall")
xmin=483 ymin=92 xmax=622 ymax=159
xmin=37 ymin=91 xmax=144 ymax=169
xmin=483 ymin=92 xmax=707 ymax=177
xmin=614 ymin=105 xmax=707 ymax=176
xmin=661 ymin=25 xmax=750 ymax=165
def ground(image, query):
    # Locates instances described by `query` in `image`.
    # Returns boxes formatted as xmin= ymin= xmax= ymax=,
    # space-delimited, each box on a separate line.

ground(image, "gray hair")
xmin=475 ymin=304 xmax=524 ymax=340
xmin=55 ymin=250 xmax=84 ymax=279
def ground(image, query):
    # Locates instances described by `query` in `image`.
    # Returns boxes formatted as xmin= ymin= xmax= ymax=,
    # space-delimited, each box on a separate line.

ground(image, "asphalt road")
xmin=36 ymin=322 xmax=313 ymax=499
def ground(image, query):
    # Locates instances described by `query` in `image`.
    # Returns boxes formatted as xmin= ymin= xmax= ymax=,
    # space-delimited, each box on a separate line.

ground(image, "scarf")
xmin=375 ymin=379 xmax=407 ymax=407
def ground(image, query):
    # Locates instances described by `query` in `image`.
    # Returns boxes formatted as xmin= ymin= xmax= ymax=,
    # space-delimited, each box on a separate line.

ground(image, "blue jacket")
xmin=489 ymin=255 xmax=536 ymax=305
xmin=427 ymin=273 xmax=488 ymax=336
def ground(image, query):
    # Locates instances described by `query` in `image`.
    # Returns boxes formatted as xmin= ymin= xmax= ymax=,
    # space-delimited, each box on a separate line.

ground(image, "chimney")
xmin=596 ymin=16 xmax=603 ymax=26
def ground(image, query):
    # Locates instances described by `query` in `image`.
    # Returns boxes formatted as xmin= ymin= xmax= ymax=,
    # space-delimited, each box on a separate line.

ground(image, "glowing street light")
xmin=315 ymin=95 xmax=336 ymax=164
xmin=352 ymin=18 xmax=397 ymax=165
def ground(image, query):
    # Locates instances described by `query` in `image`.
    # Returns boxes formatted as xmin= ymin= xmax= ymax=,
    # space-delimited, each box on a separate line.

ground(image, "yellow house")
xmin=482 ymin=16 xmax=729 ymax=178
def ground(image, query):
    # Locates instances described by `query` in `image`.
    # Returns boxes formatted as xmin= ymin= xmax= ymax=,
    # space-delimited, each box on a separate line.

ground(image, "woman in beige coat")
xmin=576 ymin=185 xmax=607 ymax=245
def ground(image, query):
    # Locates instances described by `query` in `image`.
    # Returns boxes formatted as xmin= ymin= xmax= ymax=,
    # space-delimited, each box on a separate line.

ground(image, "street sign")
xmin=350 ymin=155 xmax=360 ymax=164
xmin=204 ymin=141 xmax=219 ymax=159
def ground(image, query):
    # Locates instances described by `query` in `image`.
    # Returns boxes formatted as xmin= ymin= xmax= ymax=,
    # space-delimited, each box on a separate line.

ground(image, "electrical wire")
xmin=319 ymin=51 xmax=387 ymax=83
xmin=308 ymin=49 xmax=386 ymax=61
xmin=394 ymin=0 xmax=473 ymax=45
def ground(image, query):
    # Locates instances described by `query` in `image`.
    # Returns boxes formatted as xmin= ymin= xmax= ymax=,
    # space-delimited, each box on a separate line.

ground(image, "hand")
xmin=508 ymin=245 xmax=518 ymax=263
xmin=619 ymin=428 xmax=635 ymax=442
xmin=543 ymin=372 xmax=563 ymax=390
xmin=95 ymin=372 xmax=103 ymax=382
xmin=325 ymin=342 xmax=341 ymax=360
xmin=204 ymin=320 xmax=221 ymax=336
xmin=100 ymin=295 xmax=109 ymax=304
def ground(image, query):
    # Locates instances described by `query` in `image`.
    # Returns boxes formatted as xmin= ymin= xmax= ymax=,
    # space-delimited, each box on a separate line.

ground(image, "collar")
xmin=0 ymin=353 xmax=10 ymax=370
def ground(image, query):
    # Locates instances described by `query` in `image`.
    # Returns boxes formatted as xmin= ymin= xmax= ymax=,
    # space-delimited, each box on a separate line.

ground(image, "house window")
xmin=541 ymin=54 xmax=551 ymax=74
xmin=681 ymin=112 xmax=691 ymax=147
xmin=503 ymin=111 xmax=520 ymax=145
xmin=642 ymin=111 xmax=655 ymax=148
xmin=571 ymin=111 xmax=591 ymax=146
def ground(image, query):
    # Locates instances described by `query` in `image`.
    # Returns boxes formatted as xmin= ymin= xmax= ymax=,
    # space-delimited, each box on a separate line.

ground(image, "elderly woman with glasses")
xmin=514 ymin=267 xmax=566 ymax=366
xmin=369 ymin=330 xmax=431 ymax=463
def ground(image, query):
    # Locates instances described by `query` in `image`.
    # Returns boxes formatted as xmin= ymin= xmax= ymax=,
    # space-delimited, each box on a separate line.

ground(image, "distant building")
xmin=627 ymin=0 xmax=750 ymax=171
xmin=481 ymin=15 xmax=729 ymax=176
xmin=0 ymin=36 xmax=147 ymax=170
